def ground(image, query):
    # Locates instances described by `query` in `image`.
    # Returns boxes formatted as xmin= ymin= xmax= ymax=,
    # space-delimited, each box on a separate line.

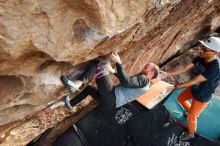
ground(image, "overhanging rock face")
xmin=0 ymin=0 xmax=220 ymax=145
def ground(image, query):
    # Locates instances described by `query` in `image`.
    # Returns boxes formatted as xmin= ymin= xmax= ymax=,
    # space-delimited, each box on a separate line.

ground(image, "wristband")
xmin=174 ymin=84 xmax=178 ymax=89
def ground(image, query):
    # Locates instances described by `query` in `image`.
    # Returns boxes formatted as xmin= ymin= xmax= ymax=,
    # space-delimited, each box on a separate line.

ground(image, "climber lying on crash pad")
xmin=53 ymin=52 xmax=161 ymax=110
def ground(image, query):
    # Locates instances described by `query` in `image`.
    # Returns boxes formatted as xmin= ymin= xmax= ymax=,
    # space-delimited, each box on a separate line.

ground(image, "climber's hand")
xmin=111 ymin=52 xmax=122 ymax=64
xmin=159 ymin=71 xmax=169 ymax=79
xmin=167 ymin=85 xmax=175 ymax=92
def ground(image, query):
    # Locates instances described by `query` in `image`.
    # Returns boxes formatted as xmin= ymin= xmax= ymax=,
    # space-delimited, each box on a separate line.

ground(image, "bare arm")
xmin=176 ymin=74 xmax=207 ymax=89
xmin=166 ymin=63 xmax=195 ymax=77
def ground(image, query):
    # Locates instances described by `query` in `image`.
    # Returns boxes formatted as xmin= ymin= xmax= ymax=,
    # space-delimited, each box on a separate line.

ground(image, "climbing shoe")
xmin=64 ymin=95 xmax=72 ymax=108
xmin=61 ymin=75 xmax=79 ymax=93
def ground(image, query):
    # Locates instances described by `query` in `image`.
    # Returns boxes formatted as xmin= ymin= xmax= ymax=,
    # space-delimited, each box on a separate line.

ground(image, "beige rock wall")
xmin=0 ymin=0 xmax=220 ymax=145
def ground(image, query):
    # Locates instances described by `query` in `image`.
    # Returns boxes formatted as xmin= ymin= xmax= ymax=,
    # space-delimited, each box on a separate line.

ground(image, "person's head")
xmin=198 ymin=36 xmax=220 ymax=59
xmin=143 ymin=63 xmax=160 ymax=80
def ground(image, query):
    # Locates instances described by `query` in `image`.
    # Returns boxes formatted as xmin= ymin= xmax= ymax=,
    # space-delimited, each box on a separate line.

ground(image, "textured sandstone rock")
xmin=0 ymin=96 xmax=95 ymax=146
xmin=0 ymin=0 xmax=220 ymax=145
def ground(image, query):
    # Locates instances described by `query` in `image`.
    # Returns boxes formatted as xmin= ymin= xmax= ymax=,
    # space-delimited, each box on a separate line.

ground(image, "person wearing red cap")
xmin=162 ymin=36 xmax=220 ymax=141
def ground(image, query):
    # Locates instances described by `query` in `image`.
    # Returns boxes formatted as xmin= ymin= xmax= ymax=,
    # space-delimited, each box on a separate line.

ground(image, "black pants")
xmin=70 ymin=61 xmax=116 ymax=109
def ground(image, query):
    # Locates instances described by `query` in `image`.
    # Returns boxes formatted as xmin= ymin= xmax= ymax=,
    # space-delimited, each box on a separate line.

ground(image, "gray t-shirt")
xmin=115 ymin=82 xmax=151 ymax=107
xmin=113 ymin=63 xmax=151 ymax=107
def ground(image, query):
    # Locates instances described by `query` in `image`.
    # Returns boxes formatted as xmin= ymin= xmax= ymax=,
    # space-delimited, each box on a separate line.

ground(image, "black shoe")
xmin=184 ymin=111 xmax=188 ymax=118
xmin=61 ymin=75 xmax=79 ymax=93
xmin=179 ymin=132 xmax=195 ymax=141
